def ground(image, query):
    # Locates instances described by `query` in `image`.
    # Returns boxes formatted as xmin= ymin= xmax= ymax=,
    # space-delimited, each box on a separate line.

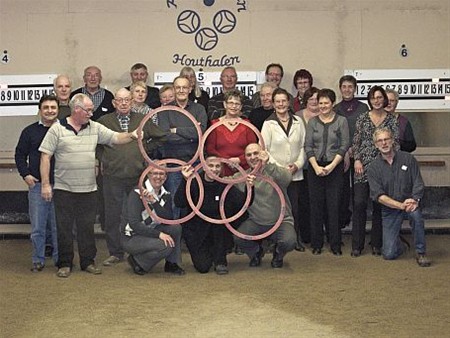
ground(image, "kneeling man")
xmin=367 ymin=127 xmax=431 ymax=267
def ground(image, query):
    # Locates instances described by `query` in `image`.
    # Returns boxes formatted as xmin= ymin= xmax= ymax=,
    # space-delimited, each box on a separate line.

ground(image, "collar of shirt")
xmin=38 ymin=119 xmax=60 ymax=126
xmin=144 ymin=179 xmax=169 ymax=200
xmin=60 ymin=117 xmax=89 ymax=133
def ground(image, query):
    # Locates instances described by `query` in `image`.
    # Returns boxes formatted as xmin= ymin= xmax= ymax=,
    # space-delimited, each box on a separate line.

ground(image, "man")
xmin=158 ymin=76 xmax=208 ymax=218
xmin=97 ymin=88 xmax=166 ymax=267
xmin=248 ymin=82 xmax=276 ymax=131
xmin=385 ymin=88 xmax=417 ymax=152
xmin=15 ymin=95 xmax=59 ymax=272
xmin=126 ymin=63 xmax=161 ymax=109
xmin=174 ymin=156 xmax=248 ymax=275
xmin=251 ymin=63 xmax=292 ymax=109
xmin=233 ymin=143 xmax=297 ymax=268
xmin=70 ymin=66 xmax=114 ymax=121
xmin=334 ymin=75 xmax=370 ymax=229
xmin=71 ymin=66 xmax=114 ymax=230
xmin=122 ymin=165 xmax=184 ymax=276
xmin=367 ymin=128 xmax=431 ymax=267
xmin=39 ymin=93 xmax=140 ymax=278
xmin=54 ymin=75 xmax=72 ymax=119
xmin=207 ymin=66 xmax=253 ymax=120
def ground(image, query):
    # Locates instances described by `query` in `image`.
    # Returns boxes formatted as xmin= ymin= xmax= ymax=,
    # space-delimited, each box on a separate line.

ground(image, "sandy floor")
xmin=1 ymin=234 xmax=450 ymax=338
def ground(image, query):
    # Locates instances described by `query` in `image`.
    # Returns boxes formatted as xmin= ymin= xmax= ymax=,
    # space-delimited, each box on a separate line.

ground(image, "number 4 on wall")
xmin=1 ymin=50 xmax=10 ymax=64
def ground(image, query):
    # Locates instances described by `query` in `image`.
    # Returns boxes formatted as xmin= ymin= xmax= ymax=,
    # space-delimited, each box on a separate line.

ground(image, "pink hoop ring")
xmin=220 ymin=172 xmax=286 ymax=240
xmin=199 ymin=118 xmax=265 ymax=184
xmin=185 ymin=159 xmax=252 ymax=224
xmin=137 ymin=105 xmax=203 ymax=173
xmin=138 ymin=159 xmax=204 ymax=225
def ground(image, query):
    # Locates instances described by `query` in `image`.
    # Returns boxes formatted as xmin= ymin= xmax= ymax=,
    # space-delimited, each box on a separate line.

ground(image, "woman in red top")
xmin=206 ymin=89 xmax=257 ymax=176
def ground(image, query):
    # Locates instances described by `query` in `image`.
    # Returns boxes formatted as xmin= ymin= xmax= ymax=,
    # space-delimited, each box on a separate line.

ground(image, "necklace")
xmin=277 ymin=115 xmax=290 ymax=122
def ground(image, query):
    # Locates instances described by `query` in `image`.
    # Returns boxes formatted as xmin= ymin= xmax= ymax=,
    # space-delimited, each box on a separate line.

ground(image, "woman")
xmin=261 ymin=88 xmax=307 ymax=251
xmin=293 ymin=86 xmax=320 ymax=245
xmin=180 ymin=66 xmax=210 ymax=110
xmin=292 ymin=69 xmax=313 ymax=112
xmin=305 ymin=88 xmax=349 ymax=255
xmin=206 ymin=89 xmax=257 ymax=176
xmin=159 ymin=84 xmax=175 ymax=105
xmin=352 ymin=86 xmax=399 ymax=257
xmin=121 ymin=166 xmax=184 ymax=275
xmin=130 ymin=81 xmax=150 ymax=115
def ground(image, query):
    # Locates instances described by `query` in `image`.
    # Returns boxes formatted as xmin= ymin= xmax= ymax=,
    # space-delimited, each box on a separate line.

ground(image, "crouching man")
xmin=367 ymin=127 xmax=431 ymax=267
xmin=233 ymin=143 xmax=296 ymax=268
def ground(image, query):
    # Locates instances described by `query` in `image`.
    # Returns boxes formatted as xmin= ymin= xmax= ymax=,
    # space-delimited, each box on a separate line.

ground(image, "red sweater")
xmin=206 ymin=118 xmax=257 ymax=176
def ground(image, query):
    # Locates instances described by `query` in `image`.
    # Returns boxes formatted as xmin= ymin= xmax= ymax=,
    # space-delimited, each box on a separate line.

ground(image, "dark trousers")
xmin=339 ymin=162 xmax=354 ymax=227
xmin=308 ymin=162 xmax=343 ymax=252
xmin=122 ymin=224 xmax=182 ymax=272
xmin=103 ymin=175 xmax=137 ymax=259
xmin=53 ymin=190 xmax=98 ymax=270
xmin=295 ymin=171 xmax=311 ymax=243
xmin=183 ymin=221 xmax=232 ymax=273
xmin=352 ymin=182 xmax=382 ymax=251
xmin=287 ymin=180 xmax=310 ymax=244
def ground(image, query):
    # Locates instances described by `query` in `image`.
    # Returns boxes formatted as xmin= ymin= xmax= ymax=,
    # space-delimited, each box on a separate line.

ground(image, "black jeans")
xmin=352 ymin=182 xmax=382 ymax=251
xmin=308 ymin=162 xmax=343 ymax=252
xmin=53 ymin=190 xmax=98 ymax=270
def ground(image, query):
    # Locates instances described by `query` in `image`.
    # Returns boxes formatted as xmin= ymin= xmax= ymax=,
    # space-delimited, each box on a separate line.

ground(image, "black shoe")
xmin=332 ymin=250 xmax=342 ymax=256
xmin=234 ymin=245 xmax=244 ymax=255
xmin=44 ymin=245 xmax=53 ymax=258
xmin=372 ymin=247 xmax=382 ymax=256
xmin=30 ymin=262 xmax=45 ymax=272
xmin=249 ymin=246 xmax=264 ymax=267
xmin=294 ymin=242 xmax=306 ymax=252
xmin=351 ymin=249 xmax=362 ymax=258
xmin=127 ymin=255 xmax=145 ymax=275
xmin=164 ymin=261 xmax=185 ymax=275
xmin=271 ymin=248 xmax=284 ymax=268
xmin=312 ymin=248 xmax=322 ymax=255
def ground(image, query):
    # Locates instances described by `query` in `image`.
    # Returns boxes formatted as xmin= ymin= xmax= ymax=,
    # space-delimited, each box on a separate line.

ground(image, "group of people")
xmin=14 ymin=61 xmax=430 ymax=278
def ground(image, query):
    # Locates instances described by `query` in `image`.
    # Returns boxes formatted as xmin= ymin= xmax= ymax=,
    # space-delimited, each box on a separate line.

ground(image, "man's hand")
xmin=403 ymin=198 xmax=419 ymax=212
xmin=24 ymin=175 xmax=38 ymax=188
xmin=227 ymin=157 xmax=240 ymax=169
xmin=181 ymin=165 xmax=194 ymax=180
xmin=41 ymin=184 xmax=52 ymax=202
xmin=159 ymin=232 xmax=175 ymax=247
xmin=141 ymin=189 xmax=157 ymax=204
xmin=246 ymin=174 xmax=256 ymax=187
xmin=259 ymin=150 xmax=269 ymax=165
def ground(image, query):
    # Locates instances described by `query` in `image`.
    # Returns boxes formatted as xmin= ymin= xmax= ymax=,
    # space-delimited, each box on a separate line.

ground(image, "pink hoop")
xmin=185 ymin=159 xmax=252 ymax=224
xmin=137 ymin=105 xmax=203 ymax=173
xmin=220 ymin=173 xmax=286 ymax=240
xmin=138 ymin=159 xmax=204 ymax=225
xmin=199 ymin=118 xmax=265 ymax=184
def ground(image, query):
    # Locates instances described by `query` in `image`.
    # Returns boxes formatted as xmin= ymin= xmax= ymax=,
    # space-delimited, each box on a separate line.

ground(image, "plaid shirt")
xmin=117 ymin=113 xmax=130 ymax=132
xmin=82 ymin=87 xmax=105 ymax=111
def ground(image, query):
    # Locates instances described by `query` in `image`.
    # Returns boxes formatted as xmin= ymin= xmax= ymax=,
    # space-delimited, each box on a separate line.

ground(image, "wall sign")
xmin=0 ymin=74 xmax=56 ymax=116
xmin=346 ymin=69 xmax=450 ymax=110
xmin=154 ymin=70 xmax=262 ymax=98
xmin=166 ymin=0 xmax=249 ymax=67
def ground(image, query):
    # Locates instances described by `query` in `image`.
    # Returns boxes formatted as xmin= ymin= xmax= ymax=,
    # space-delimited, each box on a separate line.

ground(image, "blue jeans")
xmin=382 ymin=207 xmax=426 ymax=260
xmin=29 ymin=183 xmax=58 ymax=264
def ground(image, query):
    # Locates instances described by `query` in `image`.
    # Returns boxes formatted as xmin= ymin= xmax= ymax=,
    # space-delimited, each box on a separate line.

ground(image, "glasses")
xmin=226 ymin=101 xmax=241 ymax=107
xmin=76 ymin=105 xmax=93 ymax=114
xmin=174 ymin=86 xmax=190 ymax=92
xmin=150 ymin=172 xmax=166 ymax=177
xmin=115 ymin=98 xmax=131 ymax=103
xmin=375 ymin=137 xmax=392 ymax=144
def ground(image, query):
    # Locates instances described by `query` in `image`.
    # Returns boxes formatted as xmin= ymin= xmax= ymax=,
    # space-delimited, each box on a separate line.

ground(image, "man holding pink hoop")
xmin=232 ymin=143 xmax=296 ymax=268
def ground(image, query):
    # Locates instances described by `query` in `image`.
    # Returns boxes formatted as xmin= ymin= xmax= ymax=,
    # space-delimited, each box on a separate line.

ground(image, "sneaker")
xmin=416 ymin=254 xmax=431 ymax=267
xmin=102 ymin=255 xmax=122 ymax=266
xmin=30 ymin=262 xmax=45 ymax=272
xmin=214 ymin=264 xmax=229 ymax=275
xmin=164 ymin=262 xmax=185 ymax=275
xmin=85 ymin=264 xmax=102 ymax=274
xmin=56 ymin=267 xmax=71 ymax=278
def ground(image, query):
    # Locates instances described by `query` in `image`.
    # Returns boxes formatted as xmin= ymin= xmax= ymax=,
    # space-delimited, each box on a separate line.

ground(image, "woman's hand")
xmin=354 ymin=160 xmax=364 ymax=176
xmin=287 ymin=164 xmax=298 ymax=175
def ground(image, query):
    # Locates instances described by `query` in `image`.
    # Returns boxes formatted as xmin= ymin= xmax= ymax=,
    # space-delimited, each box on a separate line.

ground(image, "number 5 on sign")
xmin=1 ymin=50 xmax=10 ymax=64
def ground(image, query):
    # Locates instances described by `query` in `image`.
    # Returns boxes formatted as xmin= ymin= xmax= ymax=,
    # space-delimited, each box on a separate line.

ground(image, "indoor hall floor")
xmin=1 ymin=234 xmax=450 ymax=338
